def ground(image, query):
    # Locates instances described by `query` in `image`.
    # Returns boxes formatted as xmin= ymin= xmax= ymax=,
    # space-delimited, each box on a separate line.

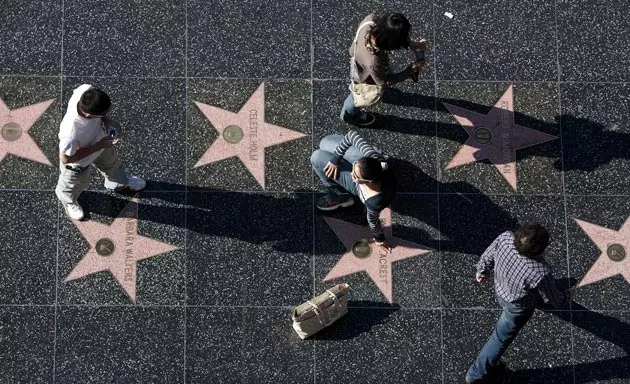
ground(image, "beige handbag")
xmin=291 ymin=283 xmax=349 ymax=339
xmin=349 ymin=21 xmax=383 ymax=108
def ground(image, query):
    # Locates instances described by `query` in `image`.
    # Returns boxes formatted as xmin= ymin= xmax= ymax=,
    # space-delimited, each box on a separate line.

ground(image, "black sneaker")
xmin=343 ymin=111 xmax=376 ymax=126
xmin=316 ymin=195 xmax=355 ymax=211
xmin=354 ymin=111 xmax=376 ymax=126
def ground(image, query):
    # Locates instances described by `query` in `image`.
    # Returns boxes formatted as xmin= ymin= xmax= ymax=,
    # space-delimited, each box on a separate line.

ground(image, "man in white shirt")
xmin=55 ymin=84 xmax=145 ymax=220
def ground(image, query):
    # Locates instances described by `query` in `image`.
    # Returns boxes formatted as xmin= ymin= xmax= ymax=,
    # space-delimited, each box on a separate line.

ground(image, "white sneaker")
xmin=125 ymin=176 xmax=146 ymax=191
xmin=64 ymin=202 xmax=85 ymax=220
xmin=105 ymin=176 xmax=146 ymax=192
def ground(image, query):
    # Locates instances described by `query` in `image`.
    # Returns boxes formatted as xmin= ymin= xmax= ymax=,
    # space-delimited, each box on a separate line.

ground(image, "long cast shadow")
xmin=80 ymin=161 xmax=519 ymax=257
xmin=503 ymin=278 xmax=630 ymax=383
xmin=80 ymin=183 xmax=315 ymax=254
xmin=379 ymin=88 xmax=630 ymax=172
xmin=314 ymin=301 xmax=401 ymax=340
xmin=391 ymin=159 xmax=518 ymax=255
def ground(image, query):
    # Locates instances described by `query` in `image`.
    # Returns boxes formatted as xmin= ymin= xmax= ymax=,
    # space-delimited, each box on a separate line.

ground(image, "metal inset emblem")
xmin=351 ymin=240 xmax=372 ymax=259
xmin=1 ymin=122 xmax=23 ymax=142
xmin=607 ymin=243 xmax=626 ymax=262
xmin=473 ymin=127 xmax=493 ymax=145
xmin=223 ymin=125 xmax=244 ymax=144
xmin=95 ymin=238 xmax=116 ymax=256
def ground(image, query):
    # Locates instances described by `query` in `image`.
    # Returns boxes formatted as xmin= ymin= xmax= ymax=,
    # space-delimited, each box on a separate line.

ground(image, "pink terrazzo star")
xmin=323 ymin=208 xmax=433 ymax=303
xmin=193 ymin=82 xmax=307 ymax=188
xmin=575 ymin=217 xmax=630 ymax=288
xmin=64 ymin=199 xmax=180 ymax=302
xmin=0 ymin=97 xmax=55 ymax=166
xmin=443 ymin=85 xmax=557 ymax=190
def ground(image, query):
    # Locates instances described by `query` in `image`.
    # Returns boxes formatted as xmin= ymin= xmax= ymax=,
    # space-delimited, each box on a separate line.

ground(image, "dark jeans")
xmin=466 ymin=296 xmax=536 ymax=382
xmin=340 ymin=93 xmax=362 ymax=123
xmin=310 ymin=134 xmax=361 ymax=197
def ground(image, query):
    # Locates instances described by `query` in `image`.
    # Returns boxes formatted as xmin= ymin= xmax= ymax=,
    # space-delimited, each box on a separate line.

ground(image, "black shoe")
xmin=316 ymin=194 xmax=355 ymax=211
xmin=465 ymin=361 xmax=507 ymax=384
xmin=343 ymin=111 xmax=376 ymax=126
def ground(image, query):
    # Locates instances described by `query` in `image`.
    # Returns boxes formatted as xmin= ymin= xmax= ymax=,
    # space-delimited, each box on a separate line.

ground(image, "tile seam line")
xmin=3 ymin=72 xmax=630 ymax=85
xmin=5 ymin=303 xmax=625 ymax=312
xmin=553 ymin=1 xmax=577 ymax=383
xmin=7 ymin=189 xmax=630 ymax=198
xmin=431 ymin=2 xmax=445 ymax=383
xmin=182 ymin=0 xmax=189 ymax=382
xmin=52 ymin=0 xmax=64 ymax=383
xmin=310 ymin=0 xmax=317 ymax=381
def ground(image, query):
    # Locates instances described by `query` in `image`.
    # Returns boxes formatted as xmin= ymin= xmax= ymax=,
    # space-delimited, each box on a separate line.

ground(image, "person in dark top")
xmin=466 ymin=223 xmax=572 ymax=384
xmin=311 ymin=130 xmax=397 ymax=253
xmin=343 ymin=12 xmax=428 ymax=126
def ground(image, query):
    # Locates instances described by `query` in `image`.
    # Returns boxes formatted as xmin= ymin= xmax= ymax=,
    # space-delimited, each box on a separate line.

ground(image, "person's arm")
xmin=371 ymin=54 xmax=413 ymax=86
xmin=537 ymin=274 xmax=570 ymax=308
xmin=59 ymin=136 xmax=114 ymax=164
xmin=476 ymin=235 xmax=500 ymax=280
xmin=329 ymin=130 xmax=381 ymax=165
xmin=367 ymin=208 xmax=385 ymax=243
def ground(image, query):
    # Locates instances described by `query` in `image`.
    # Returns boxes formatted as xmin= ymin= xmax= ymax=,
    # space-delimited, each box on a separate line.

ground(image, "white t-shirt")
xmin=58 ymin=84 xmax=106 ymax=167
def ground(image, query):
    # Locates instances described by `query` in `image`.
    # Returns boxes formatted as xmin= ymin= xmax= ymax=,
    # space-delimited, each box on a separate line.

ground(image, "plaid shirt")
xmin=476 ymin=231 xmax=569 ymax=308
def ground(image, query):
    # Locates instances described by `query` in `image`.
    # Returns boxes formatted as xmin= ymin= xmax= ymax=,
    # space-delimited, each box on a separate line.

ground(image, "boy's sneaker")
xmin=63 ymin=202 xmax=85 ymax=221
xmin=316 ymin=194 xmax=355 ymax=211
xmin=105 ymin=176 xmax=146 ymax=192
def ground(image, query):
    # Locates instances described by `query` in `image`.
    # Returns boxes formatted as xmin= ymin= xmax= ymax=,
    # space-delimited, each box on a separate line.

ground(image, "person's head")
xmin=78 ymin=88 xmax=111 ymax=117
xmin=371 ymin=12 xmax=412 ymax=50
xmin=352 ymin=157 xmax=383 ymax=185
xmin=514 ymin=223 xmax=550 ymax=259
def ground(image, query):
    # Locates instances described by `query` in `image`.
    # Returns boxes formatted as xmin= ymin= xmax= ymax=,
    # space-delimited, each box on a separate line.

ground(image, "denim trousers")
xmin=310 ymin=134 xmax=364 ymax=197
xmin=340 ymin=92 xmax=361 ymax=123
xmin=466 ymin=295 xmax=536 ymax=382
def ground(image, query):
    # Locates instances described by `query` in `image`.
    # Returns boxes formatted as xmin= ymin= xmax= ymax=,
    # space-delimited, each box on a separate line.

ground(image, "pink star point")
xmin=443 ymin=84 xmax=557 ymax=190
xmin=322 ymin=208 xmax=433 ymax=303
xmin=0 ymin=97 xmax=55 ymax=166
xmin=193 ymin=82 xmax=307 ymax=188
xmin=574 ymin=217 xmax=630 ymax=288
xmin=64 ymin=199 xmax=180 ymax=302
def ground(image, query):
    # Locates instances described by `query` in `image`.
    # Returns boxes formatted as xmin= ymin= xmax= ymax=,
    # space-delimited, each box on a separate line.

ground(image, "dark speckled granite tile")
xmin=570 ymin=310 xmax=630 ymax=384
xmin=440 ymin=195 xmax=568 ymax=309
xmin=313 ymin=0 xmax=433 ymax=80
xmin=63 ymin=0 xmax=185 ymax=77
xmin=502 ymin=311 xmax=573 ymax=383
xmin=0 ymin=77 xmax=60 ymax=189
xmin=313 ymin=80 xmax=438 ymax=193
xmin=314 ymin=309 xmax=441 ymax=384
xmin=443 ymin=309 xmax=573 ymax=384
xmin=186 ymin=307 xmax=313 ymax=384
xmin=314 ymin=194 xmax=440 ymax=307
xmin=558 ymin=0 xmax=630 ymax=82
xmin=186 ymin=192 xmax=313 ymax=306
xmin=560 ymin=83 xmax=630 ymax=195
xmin=187 ymin=0 xmax=310 ymax=78
xmin=0 ymin=1 xmax=61 ymax=75
xmin=188 ymin=79 xmax=311 ymax=192
xmin=58 ymin=192 xmax=185 ymax=305
xmin=185 ymin=307 xmax=244 ymax=384
xmin=61 ymin=78 xmax=187 ymax=191
xmin=437 ymin=82 xmax=562 ymax=194
xmin=0 ymin=306 xmax=55 ymax=384
xmin=435 ymin=0 xmax=557 ymax=81
xmin=442 ymin=309 xmax=501 ymax=383
xmin=55 ymin=306 xmax=185 ymax=384
xmin=0 ymin=191 xmax=57 ymax=305
xmin=243 ymin=308 xmax=313 ymax=384
xmin=566 ymin=196 xmax=630 ymax=311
